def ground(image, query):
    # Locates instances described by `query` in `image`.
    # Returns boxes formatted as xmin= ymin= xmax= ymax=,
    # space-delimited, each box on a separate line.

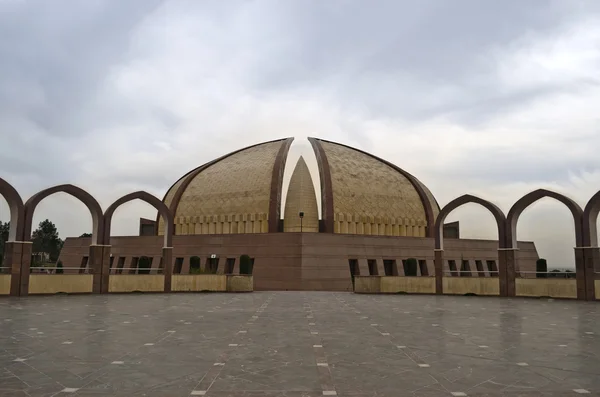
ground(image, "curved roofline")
xmin=156 ymin=138 xmax=294 ymax=232
xmin=308 ymin=137 xmax=437 ymax=237
xmin=308 ymin=138 xmax=335 ymax=233
xmin=268 ymin=138 xmax=294 ymax=232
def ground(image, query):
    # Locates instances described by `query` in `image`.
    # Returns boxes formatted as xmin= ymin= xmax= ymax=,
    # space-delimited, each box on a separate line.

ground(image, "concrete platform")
xmin=0 ymin=292 xmax=598 ymax=396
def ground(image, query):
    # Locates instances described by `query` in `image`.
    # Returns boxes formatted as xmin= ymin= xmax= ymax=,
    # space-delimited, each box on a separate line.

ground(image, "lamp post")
xmin=299 ymin=211 xmax=304 ymax=233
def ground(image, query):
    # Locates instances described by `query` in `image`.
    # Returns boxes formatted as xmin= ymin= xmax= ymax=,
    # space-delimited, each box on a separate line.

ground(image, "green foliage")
xmin=190 ymin=267 xmax=212 ymax=275
xmin=190 ymin=256 xmax=201 ymax=273
xmin=32 ymin=219 xmax=63 ymax=262
xmin=0 ymin=221 xmax=9 ymax=267
xmin=404 ymin=258 xmax=418 ymax=277
xmin=138 ymin=256 xmax=151 ymax=274
xmin=56 ymin=260 xmax=64 ymax=274
xmin=536 ymin=258 xmax=547 ymax=278
xmin=79 ymin=233 xmax=92 ymax=238
xmin=239 ymin=254 xmax=253 ymax=275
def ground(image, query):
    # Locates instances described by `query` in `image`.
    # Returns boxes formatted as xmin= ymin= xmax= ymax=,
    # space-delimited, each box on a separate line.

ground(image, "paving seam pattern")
xmin=191 ymin=293 xmax=274 ymax=396
xmin=304 ymin=295 xmax=337 ymax=396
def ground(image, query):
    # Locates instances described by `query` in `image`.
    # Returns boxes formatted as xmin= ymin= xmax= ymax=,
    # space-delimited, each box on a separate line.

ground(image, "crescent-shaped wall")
xmin=309 ymin=138 xmax=439 ymax=237
xmin=158 ymin=138 xmax=293 ymax=235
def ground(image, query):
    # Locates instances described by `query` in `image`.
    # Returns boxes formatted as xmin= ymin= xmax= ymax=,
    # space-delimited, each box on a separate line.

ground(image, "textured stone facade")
xmin=284 ymin=157 xmax=319 ymax=233
xmin=318 ymin=140 xmax=431 ymax=237
xmin=158 ymin=141 xmax=284 ymax=235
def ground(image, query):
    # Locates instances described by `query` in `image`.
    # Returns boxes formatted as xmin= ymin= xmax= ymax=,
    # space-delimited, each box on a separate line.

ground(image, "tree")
xmin=0 ymin=221 xmax=9 ymax=267
xmin=536 ymin=258 xmax=547 ymax=278
xmin=79 ymin=233 xmax=92 ymax=238
xmin=404 ymin=258 xmax=418 ymax=277
xmin=56 ymin=260 xmax=64 ymax=274
xmin=31 ymin=219 xmax=63 ymax=262
xmin=190 ymin=256 xmax=201 ymax=274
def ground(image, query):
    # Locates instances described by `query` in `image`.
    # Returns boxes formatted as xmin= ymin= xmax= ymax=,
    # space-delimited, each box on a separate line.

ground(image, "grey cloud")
xmin=0 ymin=0 xmax=599 ymax=267
xmin=0 ymin=0 xmax=162 ymax=138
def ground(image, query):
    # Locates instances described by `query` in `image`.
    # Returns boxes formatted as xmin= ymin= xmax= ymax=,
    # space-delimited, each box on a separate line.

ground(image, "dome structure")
xmin=309 ymin=138 xmax=439 ymax=237
xmin=157 ymin=138 xmax=293 ymax=235
xmin=158 ymin=137 xmax=439 ymax=237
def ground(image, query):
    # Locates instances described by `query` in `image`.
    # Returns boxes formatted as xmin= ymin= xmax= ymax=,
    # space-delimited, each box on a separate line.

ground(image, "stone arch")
xmin=104 ymin=191 xmax=174 ymax=247
xmin=435 ymin=194 xmax=507 ymax=250
xmin=0 ymin=177 xmax=25 ymax=242
xmin=506 ymin=189 xmax=583 ymax=249
xmin=23 ymin=184 xmax=103 ymax=245
xmin=583 ymin=190 xmax=600 ymax=247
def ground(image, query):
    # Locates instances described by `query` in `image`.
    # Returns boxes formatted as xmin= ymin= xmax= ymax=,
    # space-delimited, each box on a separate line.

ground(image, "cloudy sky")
xmin=1 ymin=0 xmax=599 ymax=268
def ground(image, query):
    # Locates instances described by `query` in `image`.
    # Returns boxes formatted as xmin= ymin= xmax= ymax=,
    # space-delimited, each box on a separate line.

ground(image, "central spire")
xmin=283 ymin=156 xmax=319 ymax=232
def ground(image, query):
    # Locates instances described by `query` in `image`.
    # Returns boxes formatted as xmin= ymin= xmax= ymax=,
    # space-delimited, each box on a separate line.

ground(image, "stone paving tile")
xmin=0 ymin=292 xmax=598 ymax=396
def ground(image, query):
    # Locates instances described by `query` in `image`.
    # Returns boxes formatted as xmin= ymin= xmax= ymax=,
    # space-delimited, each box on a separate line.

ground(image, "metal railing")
xmin=443 ymin=270 xmax=498 ymax=277
xmin=110 ymin=267 xmax=164 ymax=274
xmin=518 ymin=271 xmax=576 ymax=279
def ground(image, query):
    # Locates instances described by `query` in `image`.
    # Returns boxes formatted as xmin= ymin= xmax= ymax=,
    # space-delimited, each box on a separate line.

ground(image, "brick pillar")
xmin=580 ymin=247 xmax=599 ymax=301
xmin=88 ymin=245 xmax=111 ymax=294
xmin=101 ymin=246 xmax=111 ymax=294
xmin=500 ymin=248 xmax=517 ymax=297
xmin=574 ymin=247 xmax=587 ymax=300
xmin=162 ymin=247 xmax=173 ymax=293
xmin=497 ymin=249 xmax=507 ymax=297
xmin=6 ymin=241 xmax=32 ymax=297
xmin=89 ymin=245 xmax=103 ymax=294
xmin=434 ymin=249 xmax=443 ymax=294
xmin=5 ymin=242 xmax=24 ymax=296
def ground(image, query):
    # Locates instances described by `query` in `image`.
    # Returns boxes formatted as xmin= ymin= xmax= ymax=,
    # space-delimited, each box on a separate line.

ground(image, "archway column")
xmin=5 ymin=241 xmax=32 ymax=296
xmin=162 ymin=247 xmax=173 ymax=292
xmin=581 ymin=247 xmax=600 ymax=300
xmin=577 ymin=247 xmax=598 ymax=301
xmin=498 ymin=248 xmax=517 ymax=297
xmin=434 ymin=249 xmax=443 ymax=294
xmin=89 ymin=244 xmax=111 ymax=294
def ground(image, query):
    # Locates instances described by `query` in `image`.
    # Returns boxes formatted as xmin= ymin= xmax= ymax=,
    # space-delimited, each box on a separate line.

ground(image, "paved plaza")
xmin=0 ymin=292 xmax=598 ymax=397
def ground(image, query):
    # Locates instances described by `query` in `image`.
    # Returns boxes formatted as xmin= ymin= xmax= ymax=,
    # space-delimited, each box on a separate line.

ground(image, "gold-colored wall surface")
xmin=284 ymin=157 xmax=319 ymax=232
xmin=596 ymin=280 xmax=600 ymax=300
xmin=226 ymin=275 xmax=254 ymax=292
xmin=353 ymin=276 xmax=381 ymax=293
xmin=0 ymin=275 xmax=10 ymax=295
xmin=108 ymin=275 xmax=164 ymax=293
xmin=158 ymin=140 xmax=284 ymax=235
xmin=443 ymin=277 xmax=500 ymax=296
xmin=381 ymin=276 xmax=435 ymax=294
xmin=29 ymin=275 xmax=93 ymax=294
xmin=516 ymin=278 xmax=577 ymax=299
xmin=172 ymin=275 xmax=227 ymax=292
xmin=319 ymin=141 xmax=430 ymax=237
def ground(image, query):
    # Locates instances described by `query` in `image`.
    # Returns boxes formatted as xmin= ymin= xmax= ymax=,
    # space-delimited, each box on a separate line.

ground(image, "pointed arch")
xmin=434 ymin=194 xmax=507 ymax=250
xmin=583 ymin=190 xmax=600 ymax=247
xmin=0 ymin=177 xmax=24 ymax=242
xmin=23 ymin=184 xmax=103 ymax=245
xmin=104 ymin=191 xmax=173 ymax=247
xmin=506 ymin=189 xmax=583 ymax=249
